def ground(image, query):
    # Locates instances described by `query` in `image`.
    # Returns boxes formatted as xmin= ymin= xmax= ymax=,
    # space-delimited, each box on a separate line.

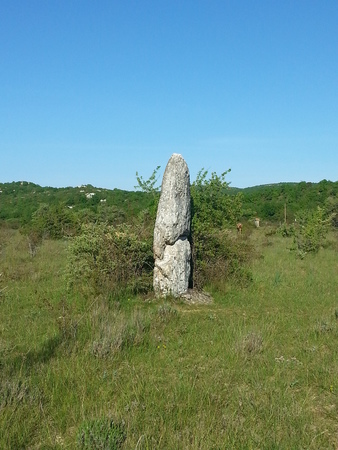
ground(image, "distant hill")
xmin=1 ymin=179 xmax=337 ymax=228
xmin=0 ymin=181 xmax=151 ymax=227
xmin=236 ymin=180 xmax=338 ymax=223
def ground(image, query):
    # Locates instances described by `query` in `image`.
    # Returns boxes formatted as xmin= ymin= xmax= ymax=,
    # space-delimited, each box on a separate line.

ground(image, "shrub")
xmin=26 ymin=203 xmax=80 ymax=239
xmin=293 ymin=207 xmax=333 ymax=254
xmin=135 ymin=166 xmax=161 ymax=218
xmin=190 ymin=169 xmax=251 ymax=289
xmin=67 ymin=223 xmax=153 ymax=296
xmin=191 ymin=169 xmax=242 ymax=230
xmin=192 ymin=228 xmax=253 ymax=289
xmin=276 ymin=223 xmax=295 ymax=237
xmin=324 ymin=195 xmax=338 ymax=227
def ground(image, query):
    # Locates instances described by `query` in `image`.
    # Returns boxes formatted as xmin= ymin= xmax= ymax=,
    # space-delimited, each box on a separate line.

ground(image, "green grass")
xmin=0 ymin=228 xmax=337 ymax=449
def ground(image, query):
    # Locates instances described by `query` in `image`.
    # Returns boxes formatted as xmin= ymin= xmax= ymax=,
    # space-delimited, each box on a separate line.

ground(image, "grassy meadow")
xmin=0 ymin=226 xmax=337 ymax=449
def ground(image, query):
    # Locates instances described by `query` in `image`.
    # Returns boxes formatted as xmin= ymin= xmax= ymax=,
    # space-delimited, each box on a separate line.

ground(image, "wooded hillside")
xmin=1 ymin=179 xmax=337 ymax=228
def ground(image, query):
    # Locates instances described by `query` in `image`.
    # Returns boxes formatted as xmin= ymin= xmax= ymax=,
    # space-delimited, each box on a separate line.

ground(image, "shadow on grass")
xmin=10 ymin=334 xmax=63 ymax=373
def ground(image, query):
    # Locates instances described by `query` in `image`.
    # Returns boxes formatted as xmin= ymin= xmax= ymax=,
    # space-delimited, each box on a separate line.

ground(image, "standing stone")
xmin=153 ymin=153 xmax=191 ymax=297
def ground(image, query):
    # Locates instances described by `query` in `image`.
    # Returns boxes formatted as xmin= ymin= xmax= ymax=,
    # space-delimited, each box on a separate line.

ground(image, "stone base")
xmin=180 ymin=289 xmax=213 ymax=305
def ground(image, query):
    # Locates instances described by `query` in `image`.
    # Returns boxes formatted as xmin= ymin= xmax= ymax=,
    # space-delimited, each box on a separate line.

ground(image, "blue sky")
xmin=1 ymin=1 xmax=337 ymax=190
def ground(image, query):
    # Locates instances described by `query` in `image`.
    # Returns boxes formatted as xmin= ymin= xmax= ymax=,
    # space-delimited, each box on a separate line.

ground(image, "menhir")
xmin=153 ymin=153 xmax=191 ymax=297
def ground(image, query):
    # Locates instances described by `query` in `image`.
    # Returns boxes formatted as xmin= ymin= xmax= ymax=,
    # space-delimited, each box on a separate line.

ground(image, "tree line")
xmin=1 ymin=178 xmax=337 ymax=230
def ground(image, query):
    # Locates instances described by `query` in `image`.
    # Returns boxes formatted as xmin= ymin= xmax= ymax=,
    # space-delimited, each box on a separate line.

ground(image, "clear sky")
xmin=1 ymin=1 xmax=337 ymax=190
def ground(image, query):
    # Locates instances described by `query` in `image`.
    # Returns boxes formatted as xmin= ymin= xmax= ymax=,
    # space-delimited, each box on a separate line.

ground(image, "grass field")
xmin=0 ymin=227 xmax=337 ymax=449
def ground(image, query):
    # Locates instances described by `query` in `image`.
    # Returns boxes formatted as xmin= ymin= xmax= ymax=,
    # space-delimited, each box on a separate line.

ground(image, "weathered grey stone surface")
xmin=153 ymin=154 xmax=191 ymax=297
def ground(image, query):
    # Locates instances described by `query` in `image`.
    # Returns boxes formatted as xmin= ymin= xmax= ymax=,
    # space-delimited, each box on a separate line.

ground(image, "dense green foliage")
xmin=275 ymin=205 xmax=334 ymax=258
xmin=238 ymin=179 xmax=338 ymax=224
xmin=190 ymin=169 xmax=251 ymax=288
xmin=67 ymin=222 xmax=153 ymax=296
xmin=293 ymin=206 xmax=334 ymax=255
xmin=191 ymin=169 xmax=242 ymax=229
xmin=0 ymin=181 xmax=151 ymax=229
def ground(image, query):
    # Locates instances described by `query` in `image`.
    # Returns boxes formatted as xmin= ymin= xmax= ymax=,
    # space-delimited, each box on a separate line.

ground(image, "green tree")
xmin=134 ymin=166 xmax=161 ymax=218
xmin=190 ymin=169 xmax=248 ymax=288
xmin=294 ymin=206 xmax=333 ymax=255
xmin=191 ymin=169 xmax=242 ymax=231
xmin=135 ymin=166 xmax=161 ymax=194
xmin=31 ymin=203 xmax=79 ymax=239
xmin=324 ymin=195 xmax=338 ymax=227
